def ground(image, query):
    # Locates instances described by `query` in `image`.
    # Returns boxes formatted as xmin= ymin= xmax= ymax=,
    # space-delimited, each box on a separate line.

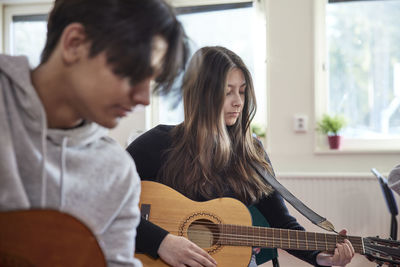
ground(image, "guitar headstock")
xmin=363 ymin=236 xmax=400 ymax=266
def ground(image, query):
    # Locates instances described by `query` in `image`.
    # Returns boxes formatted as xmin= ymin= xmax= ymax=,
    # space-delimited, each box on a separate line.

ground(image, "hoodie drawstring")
xmin=59 ymin=137 xmax=68 ymax=209
xmin=40 ymin=116 xmax=47 ymax=208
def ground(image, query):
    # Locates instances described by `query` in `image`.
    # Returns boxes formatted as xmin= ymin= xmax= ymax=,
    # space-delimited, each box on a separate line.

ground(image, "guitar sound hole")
xmin=187 ymin=219 xmax=219 ymax=248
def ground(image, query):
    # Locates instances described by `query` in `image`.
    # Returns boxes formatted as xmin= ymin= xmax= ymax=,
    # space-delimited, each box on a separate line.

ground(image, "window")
xmin=152 ymin=0 xmax=267 ymax=128
xmin=10 ymin=14 xmax=47 ymax=67
xmin=327 ymin=0 xmax=400 ymax=139
xmin=317 ymin=0 xmax=400 ymax=151
xmin=3 ymin=4 xmax=52 ymax=67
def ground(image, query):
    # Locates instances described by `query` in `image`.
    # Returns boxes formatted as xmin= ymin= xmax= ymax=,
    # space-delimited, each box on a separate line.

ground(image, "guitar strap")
xmin=252 ymin=163 xmax=336 ymax=233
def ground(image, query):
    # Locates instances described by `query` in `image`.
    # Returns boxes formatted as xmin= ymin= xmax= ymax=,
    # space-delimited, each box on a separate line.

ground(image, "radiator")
xmin=266 ymin=173 xmax=400 ymax=267
xmin=276 ymin=173 xmax=398 ymax=238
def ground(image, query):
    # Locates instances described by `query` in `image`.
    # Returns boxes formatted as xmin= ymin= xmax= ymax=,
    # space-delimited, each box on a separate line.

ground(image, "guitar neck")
xmin=219 ymin=224 xmax=364 ymax=254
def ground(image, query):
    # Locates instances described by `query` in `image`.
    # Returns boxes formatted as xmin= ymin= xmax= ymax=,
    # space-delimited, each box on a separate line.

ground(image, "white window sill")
xmin=315 ymin=137 xmax=400 ymax=154
xmin=314 ymin=147 xmax=400 ymax=155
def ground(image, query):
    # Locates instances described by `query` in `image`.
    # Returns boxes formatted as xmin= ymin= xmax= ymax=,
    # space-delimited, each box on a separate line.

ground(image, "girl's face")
xmin=223 ymin=68 xmax=246 ymax=126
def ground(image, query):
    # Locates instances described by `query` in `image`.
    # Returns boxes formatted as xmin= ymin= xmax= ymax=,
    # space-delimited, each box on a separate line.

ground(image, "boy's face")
xmin=68 ymin=36 xmax=167 ymax=128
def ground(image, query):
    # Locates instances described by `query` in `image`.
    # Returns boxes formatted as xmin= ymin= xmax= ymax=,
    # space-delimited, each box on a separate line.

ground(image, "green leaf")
xmin=316 ymin=114 xmax=347 ymax=136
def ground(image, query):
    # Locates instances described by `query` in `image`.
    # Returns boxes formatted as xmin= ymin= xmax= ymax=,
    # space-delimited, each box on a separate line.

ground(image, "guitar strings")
xmin=145 ymin=220 xmax=365 ymax=252
xmin=148 ymin=219 xmax=361 ymax=239
xmin=148 ymin=218 xmax=361 ymax=241
xmin=161 ymin=228 xmax=365 ymax=252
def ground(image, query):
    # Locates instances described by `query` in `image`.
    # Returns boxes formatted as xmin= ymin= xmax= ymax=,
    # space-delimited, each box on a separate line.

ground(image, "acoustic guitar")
xmin=0 ymin=209 xmax=106 ymax=267
xmin=137 ymin=181 xmax=400 ymax=267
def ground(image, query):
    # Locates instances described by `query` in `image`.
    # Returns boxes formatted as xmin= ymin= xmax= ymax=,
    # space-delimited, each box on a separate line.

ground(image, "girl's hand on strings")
xmin=316 ymin=229 xmax=355 ymax=266
xmin=158 ymin=234 xmax=217 ymax=267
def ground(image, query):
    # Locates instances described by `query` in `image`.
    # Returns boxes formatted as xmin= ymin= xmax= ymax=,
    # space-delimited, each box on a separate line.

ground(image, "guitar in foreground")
xmin=0 ymin=209 xmax=106 ymax=267
xmin=137 ymin=181 xmax=400 ymax=267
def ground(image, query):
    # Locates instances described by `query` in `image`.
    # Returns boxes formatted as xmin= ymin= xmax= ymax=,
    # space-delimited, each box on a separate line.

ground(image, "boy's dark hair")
xmin=41 ymin=0 xmax=189 ymax=94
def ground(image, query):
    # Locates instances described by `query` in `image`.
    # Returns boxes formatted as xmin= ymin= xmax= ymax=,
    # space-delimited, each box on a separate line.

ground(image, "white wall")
xmin=108 ymin=106 xmax=148 ymax=148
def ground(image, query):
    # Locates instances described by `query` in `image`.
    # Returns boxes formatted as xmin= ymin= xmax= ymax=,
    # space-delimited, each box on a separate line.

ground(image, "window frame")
xmin=2 ymin=2 xmax=52 ymax=55
xmin=314 ymin=0 xmax=400 ymax=153
xmin=150 ymin=0 xmax=268 ymax=129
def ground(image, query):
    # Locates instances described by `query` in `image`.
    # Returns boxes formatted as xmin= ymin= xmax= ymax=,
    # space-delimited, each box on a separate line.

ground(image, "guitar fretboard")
xmin=219 ymin=224 xmax=364 ymax=253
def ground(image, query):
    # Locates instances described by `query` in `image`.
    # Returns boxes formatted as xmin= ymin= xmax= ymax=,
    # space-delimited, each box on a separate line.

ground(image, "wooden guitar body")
xmin=136 ymin=181 xmax=400 ymax=267
xmin=0 ymin=209 xmax=106 ymax=267
xmin=137 ymin=181 xmax=253 ymax=267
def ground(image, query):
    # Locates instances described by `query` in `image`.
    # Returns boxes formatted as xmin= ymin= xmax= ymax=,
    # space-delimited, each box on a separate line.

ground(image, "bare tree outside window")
xmin=327 ymin=0 xmax=400 ymax=139
xmin=12 ymin=15 xmax=47 ymax=68
xmin=157 ymin=4 xmax=265 ymax=126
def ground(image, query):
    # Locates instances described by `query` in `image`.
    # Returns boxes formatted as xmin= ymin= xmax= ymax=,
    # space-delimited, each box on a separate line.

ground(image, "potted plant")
xmin=316 ymin=114 xmax=347 ymax=149
xmin=251 ymin=123 xmax=266 ymax=142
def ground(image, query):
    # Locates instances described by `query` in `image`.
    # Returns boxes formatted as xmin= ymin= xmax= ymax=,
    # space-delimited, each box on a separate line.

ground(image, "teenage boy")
xmin=0 ymin=0 xmax=188 ymax=266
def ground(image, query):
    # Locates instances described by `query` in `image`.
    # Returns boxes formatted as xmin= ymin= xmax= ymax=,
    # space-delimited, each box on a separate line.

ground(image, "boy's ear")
xmin=60 ymin=23 xmax=90 ymax=65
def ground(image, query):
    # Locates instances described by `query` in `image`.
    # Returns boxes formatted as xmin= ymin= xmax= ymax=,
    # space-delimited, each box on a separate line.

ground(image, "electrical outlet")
xmin=294 ymin=114 xmax=308 ymax=133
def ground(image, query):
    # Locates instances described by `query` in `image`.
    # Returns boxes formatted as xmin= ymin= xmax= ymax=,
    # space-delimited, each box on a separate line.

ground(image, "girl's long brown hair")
xmin=159 ymin=46 xmax=273 ymax=205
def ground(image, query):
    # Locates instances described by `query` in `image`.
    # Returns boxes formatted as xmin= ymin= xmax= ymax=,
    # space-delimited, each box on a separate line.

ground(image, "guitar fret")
xmin=314 ymin=232 xmax=318 ymax=250
xmin=305 ymin=232 xmax=309 ymax=250
xmin=297 ymin=231 xmax=306 ymax=250
xmin=281 ymin=228 xmax=289 ymax=249
xmin=289 ymin=230 xmax=297 ymax=249
xmin=326 ymin=233 xmax=337 ymax=252
xmin=314 ymin=233 xmax=318 ymax=249
xmin=249 ymin=225 xmax=252 ymax=246
xmin=260 ymin=228 xmax=268 ymax=246
xmin=274 ymin=228 xmax=280 ymax=248
xmin=256 ymin=227 xmax=259 ymax=247
xmin=307 ymin=232 xmax=316 ymax=250
xmin=247 ymin=225 xmax=250 ymax=246
xmin=250 ymin=225 xmax=253 ymax=246
xmin=324 ymin=233 xmax=328 ymax=251
xmin=272 ymin=228 xmax=275 ymax=248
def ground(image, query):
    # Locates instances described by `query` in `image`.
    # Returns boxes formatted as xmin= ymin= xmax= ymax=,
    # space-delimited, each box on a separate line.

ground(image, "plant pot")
xmin=328 ymin=135 xmax=341 ymax=149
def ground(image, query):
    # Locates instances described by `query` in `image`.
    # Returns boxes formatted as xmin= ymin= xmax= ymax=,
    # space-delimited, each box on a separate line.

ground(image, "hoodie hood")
xmin=0 ymin=55 xmax=44 ymax=130
xmin=0 ymin=54 xmax=108 ymax=210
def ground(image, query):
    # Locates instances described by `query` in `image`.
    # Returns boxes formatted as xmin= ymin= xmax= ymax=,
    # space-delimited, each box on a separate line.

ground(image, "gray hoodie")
xmin=0 ymin=54 xmax=142 ymax=267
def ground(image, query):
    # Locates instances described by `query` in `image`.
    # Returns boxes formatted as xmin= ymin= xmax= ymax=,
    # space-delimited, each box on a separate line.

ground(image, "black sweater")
xmin=127 ymin=124 xmax=324 ymax=266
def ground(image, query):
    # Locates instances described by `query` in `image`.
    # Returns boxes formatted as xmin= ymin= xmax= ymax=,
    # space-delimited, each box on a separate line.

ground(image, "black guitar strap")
xmin=252 ymin=163 xmax=336 ymax=233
